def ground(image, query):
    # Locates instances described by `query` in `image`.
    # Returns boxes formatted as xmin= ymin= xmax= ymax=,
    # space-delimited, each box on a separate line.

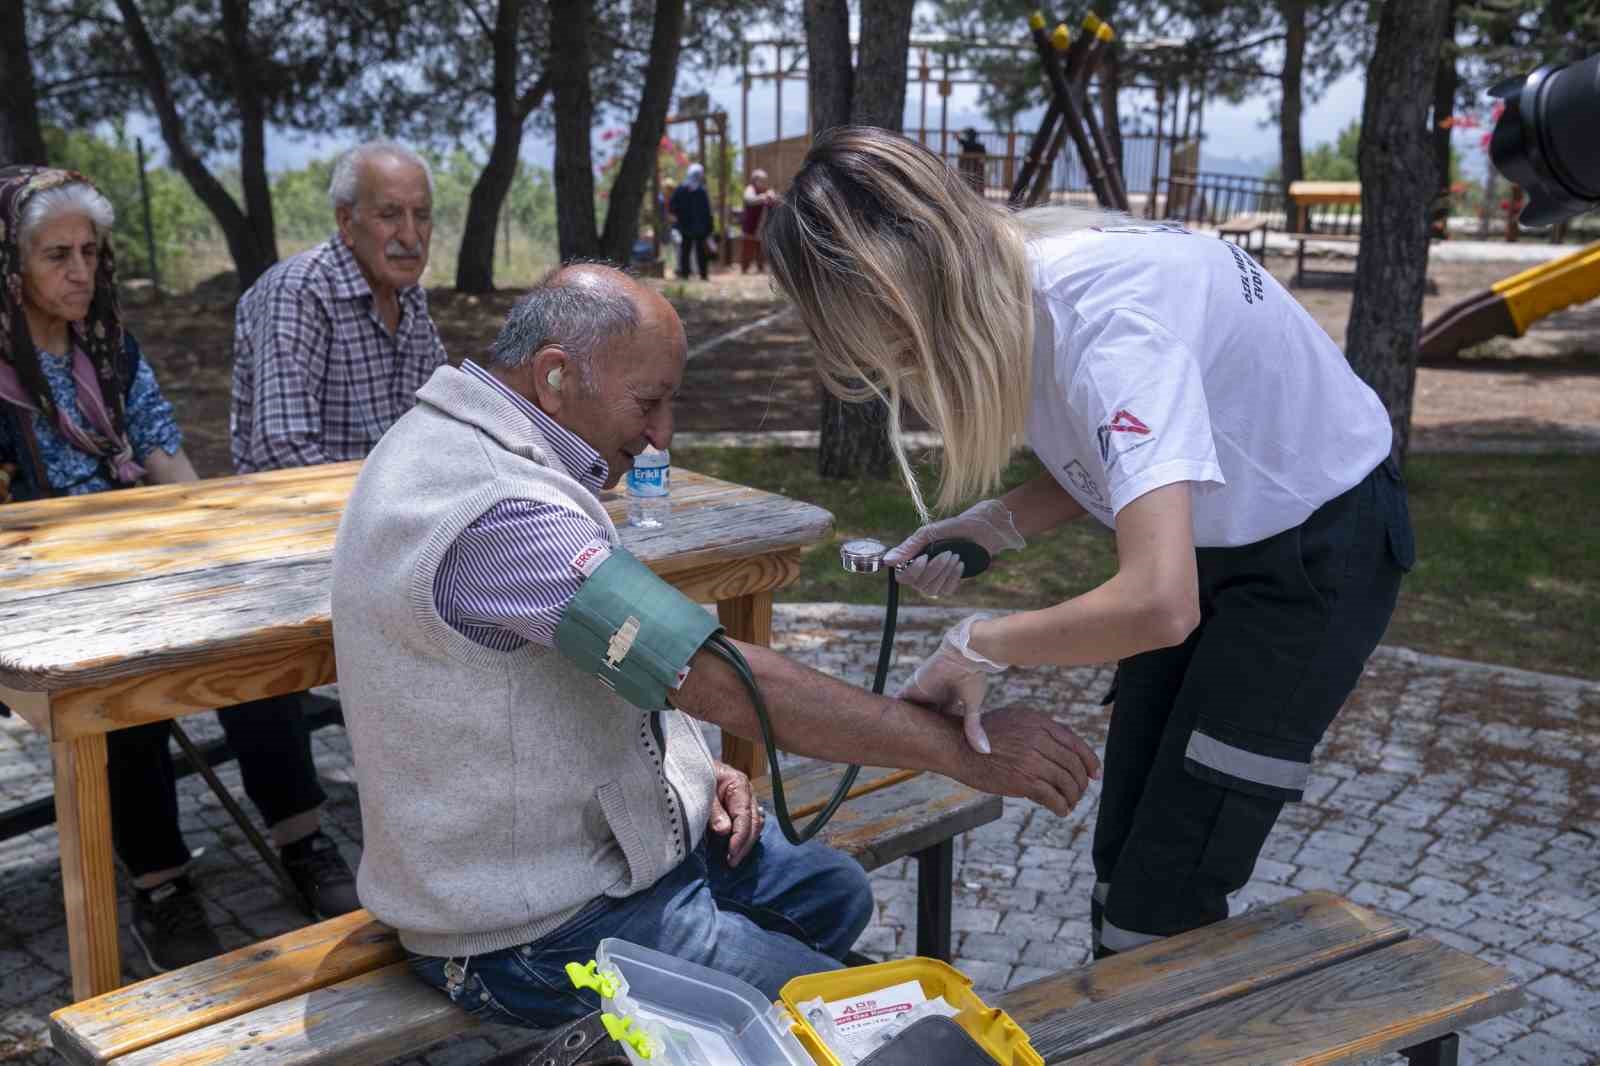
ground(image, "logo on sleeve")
xmin=570 ymin=540 xmax=613 ymax=578
xmin=1097 ymin=409 xmax=1153 ymax=464
xmin=1062 ymin=460 xmax=1111 ymax=513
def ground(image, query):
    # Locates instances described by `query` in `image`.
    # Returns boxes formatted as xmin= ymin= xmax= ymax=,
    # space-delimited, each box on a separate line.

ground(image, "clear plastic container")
xmin=591 ymin=938 xmax=814 ymax=1066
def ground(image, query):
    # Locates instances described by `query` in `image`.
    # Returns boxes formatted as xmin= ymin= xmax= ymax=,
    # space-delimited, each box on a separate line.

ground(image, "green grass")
xmin=672 ymin=447 xmax=1600 ymax=681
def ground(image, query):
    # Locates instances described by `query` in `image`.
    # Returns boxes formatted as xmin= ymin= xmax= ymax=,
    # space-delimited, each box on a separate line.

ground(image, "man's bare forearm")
xmin=671 ymin=640 xmax=966 ymax=777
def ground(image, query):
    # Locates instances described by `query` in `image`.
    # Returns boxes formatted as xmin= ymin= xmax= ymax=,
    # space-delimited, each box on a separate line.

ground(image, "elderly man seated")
xmin=331 ymin=264 xmax=1101 ymax=1035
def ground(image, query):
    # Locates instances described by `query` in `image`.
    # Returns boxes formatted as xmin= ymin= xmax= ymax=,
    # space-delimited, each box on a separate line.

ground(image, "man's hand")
xmin=709 ymin=761 xmax=764 ymax=867
xmin=0 ymin=462 xmax=16 ymax=504
xmin=947 ymin=706 xmax=1102 ymax=817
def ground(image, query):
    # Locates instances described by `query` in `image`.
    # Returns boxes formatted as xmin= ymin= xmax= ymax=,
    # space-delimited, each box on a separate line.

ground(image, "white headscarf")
xmin=683 ymin=163 xmax=706 ymax=190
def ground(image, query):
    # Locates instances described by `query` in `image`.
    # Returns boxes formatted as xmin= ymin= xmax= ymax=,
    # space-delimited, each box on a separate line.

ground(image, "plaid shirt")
xmin=432 ymin=363 xmax=611 ymax=650
xmin=230 ymin=237 xmax=447 ymax=473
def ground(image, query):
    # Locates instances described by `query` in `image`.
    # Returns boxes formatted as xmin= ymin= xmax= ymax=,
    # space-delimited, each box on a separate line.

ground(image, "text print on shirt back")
xmin=1225 ymin=240 xmax=1267 ymax=306
xmin=1090 ymin=222 xmax=1192 ymax=236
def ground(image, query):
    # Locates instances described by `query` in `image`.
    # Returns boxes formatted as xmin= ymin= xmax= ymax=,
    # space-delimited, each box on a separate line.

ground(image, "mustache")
xmin=384 ymin=239 xmax=424 ymax=259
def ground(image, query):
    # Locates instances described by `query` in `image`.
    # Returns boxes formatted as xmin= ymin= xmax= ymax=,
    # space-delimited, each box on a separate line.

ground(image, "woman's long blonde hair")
xmin=763 ymin=126 xmax=1112 ymax=517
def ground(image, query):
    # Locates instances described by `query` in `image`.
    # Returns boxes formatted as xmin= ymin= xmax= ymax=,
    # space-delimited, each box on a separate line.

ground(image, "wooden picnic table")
xmin=0 ymin=461 xmax=833 ymax=1001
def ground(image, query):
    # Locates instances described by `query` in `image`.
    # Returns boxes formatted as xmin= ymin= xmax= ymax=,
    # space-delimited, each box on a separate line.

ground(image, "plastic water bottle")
xmin=627 ymin=446 xmax=670 ymax=528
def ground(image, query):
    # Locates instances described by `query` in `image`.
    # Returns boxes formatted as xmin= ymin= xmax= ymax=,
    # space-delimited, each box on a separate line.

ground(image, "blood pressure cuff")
xmin=553 ymin=545 xmax=722 ymax=710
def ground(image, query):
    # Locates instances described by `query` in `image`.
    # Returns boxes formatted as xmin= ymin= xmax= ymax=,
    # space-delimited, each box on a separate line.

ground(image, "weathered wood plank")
xmin=1056 ymin=937 xmax=1522 ymax=1065
xmin=105 ymin=962 xmax=489 ymax=1066
xmin=0 ymin=469 xmax=831 ymax=694
xmin=50 ymin=911 xmax=402 ymax=1066
xmin=998 ymin=891 xmax=1409 ymax=1059
xmin=51 ymin=766 xmax=987 ymax=1063
xmin=0 ymin=466 xmax=823 ymax=598
xmin=718 ymin=592 xmax=774 ymax=780
xmin=52 ymin=734 xmax=120 ymax=1001
xmin=764 ymin=761 xmax=1003 ymax=871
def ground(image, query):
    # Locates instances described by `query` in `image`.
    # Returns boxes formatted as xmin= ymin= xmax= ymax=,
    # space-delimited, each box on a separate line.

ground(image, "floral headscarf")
xmin=0 ymin=165 xmax=138 ymax=489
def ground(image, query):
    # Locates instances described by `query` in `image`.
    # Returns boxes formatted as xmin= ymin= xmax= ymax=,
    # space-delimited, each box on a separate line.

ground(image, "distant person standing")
xmin=957 ymin=128 xmax=987 ymax=194
xmin=739 ymin=169 xmax=780 ymax=275
xmin=669 ymin=163 xmax=714 ymax=281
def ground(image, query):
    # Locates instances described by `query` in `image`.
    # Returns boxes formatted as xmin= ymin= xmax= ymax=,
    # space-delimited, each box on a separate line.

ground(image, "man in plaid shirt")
xmin=231 ymin=141 xmax=448 ymax=472
xmin=208 ymin=142 xmax=447 ymax=939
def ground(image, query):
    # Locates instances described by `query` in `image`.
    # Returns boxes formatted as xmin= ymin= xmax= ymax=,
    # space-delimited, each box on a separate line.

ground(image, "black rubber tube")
xmin=708 ymin=565 xmax=898 ymax=844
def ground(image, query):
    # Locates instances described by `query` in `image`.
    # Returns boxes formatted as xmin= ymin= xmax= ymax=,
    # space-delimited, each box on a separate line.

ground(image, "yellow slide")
xmin=1419 ymin=240 xmax=1600 ymax=358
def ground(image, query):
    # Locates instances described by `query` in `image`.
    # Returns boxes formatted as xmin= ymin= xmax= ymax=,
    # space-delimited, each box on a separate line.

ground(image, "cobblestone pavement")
xmin=0 ymin=605 xmax=1594 ymax=1064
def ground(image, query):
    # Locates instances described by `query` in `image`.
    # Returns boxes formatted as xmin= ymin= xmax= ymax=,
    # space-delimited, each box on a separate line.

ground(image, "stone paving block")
xmin=1501 ymin=1031 xmax=1591 ymax=1066
xmin=1409 ymin=874 xmax=1471 ymax=903
xmin=1460 ymin=916 xmax=1534 ymax=952
xmin=1535 ymin=1007 xmax=1600 ymax=1054
xmin=1524 ymin=972 xmax=1596 ymax=1013
xmin=1019 ymin=937 xmax=1093 ymax=972
xmin=1250 ymin=857 xmax=1297 ymax=884
xmin=997 ymin=911 xmax=1063 ymax=941
xmin=950 ymin=908 xmax=1000 ymax=935
xmin=958 ymin=932 xmax=1029 ymax=963
xmin=1522 ymin=941 xmax=1597 ymax=975
xmin=1346 ymin=881 xmax=1413 ymax=914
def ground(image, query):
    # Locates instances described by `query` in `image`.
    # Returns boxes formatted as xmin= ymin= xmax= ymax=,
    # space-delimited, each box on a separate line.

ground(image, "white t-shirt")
xmin=1025 ymin=223 xmax=1392 ymax=547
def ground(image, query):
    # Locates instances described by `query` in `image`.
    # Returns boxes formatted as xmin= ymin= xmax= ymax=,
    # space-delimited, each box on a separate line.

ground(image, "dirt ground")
xmin=120 ymin=253 xmax=1599 ymax=479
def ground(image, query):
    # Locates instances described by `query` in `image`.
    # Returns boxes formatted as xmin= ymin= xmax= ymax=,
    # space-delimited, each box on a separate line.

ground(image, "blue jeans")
xmin=408 ymin=819 xmax=874 ymax=1029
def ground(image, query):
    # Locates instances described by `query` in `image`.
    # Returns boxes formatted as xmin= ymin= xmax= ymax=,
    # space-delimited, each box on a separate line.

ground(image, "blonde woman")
xmin=763 ymin=127 xmax=1414 ymax=957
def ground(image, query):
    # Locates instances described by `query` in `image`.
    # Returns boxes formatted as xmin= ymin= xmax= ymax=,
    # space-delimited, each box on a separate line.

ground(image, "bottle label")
xmin=627 ymin=463 xmax=669 ymax=498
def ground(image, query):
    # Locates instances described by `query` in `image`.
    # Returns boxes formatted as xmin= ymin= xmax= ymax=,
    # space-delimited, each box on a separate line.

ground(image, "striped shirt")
xmin=230 ymin=237 xmax=448 ymax=473
xmin=433 ymin=362 xmax=612 ymax=650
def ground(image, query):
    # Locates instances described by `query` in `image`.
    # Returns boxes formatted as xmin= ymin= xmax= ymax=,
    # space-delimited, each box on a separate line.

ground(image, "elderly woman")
xmin=0 ymin=166 xmax=356 ymax=973
xmin=762 ymin=128 xmax=1414 ymax=959
xmin=739 ymin=168 xmax=779 ymax=275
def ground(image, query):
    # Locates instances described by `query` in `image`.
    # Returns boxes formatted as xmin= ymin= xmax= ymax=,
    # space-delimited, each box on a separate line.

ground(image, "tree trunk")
xmin=600 ymin=0 xmax=686 ymax=265
xmin=852 ymin=0 xmax=913 ymax=130
xmin=550 ymin=0 xmax=599 ymax=260
xmin=114 ymin=0 xmax=273 ymax=289
xmin=458 ymin=0 xmax=530 ymax=292
xmin=1277 ymin=0 xmax=1306 ymax=193
xmin=1344 ymin=0 xmax=1447 ymax=466
xmin=220 ymin=0 xmax=278 ymax=267
xmin=1 ymin=0 xmax=49 ymax=166
xmin=810 ymin=0 xmax=909 ymax=483
xmin=803 ymin=0 xmax=852 ymax=135
xmin=1429 ymin=0 xmax=1459 ymax=238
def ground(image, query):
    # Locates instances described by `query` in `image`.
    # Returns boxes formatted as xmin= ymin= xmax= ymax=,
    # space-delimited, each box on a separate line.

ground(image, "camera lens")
xmin=1490 ymin=53 xmax=1600 ymax=227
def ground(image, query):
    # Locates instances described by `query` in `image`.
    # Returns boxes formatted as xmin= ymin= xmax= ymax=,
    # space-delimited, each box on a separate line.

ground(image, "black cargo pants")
xmin=1090 ymin=459 xmax=1415 ymax=956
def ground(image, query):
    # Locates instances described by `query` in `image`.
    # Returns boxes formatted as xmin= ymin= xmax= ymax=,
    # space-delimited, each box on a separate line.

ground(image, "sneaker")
xmin=280 ymin=831 xmax=360 ymax=918
xmin=130 ymin=874 xmax=225 ymax=972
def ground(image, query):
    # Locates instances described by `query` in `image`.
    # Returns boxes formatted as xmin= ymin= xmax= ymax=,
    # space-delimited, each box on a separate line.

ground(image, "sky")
xmin=130 ymin=31 xmax=1494 ymax=187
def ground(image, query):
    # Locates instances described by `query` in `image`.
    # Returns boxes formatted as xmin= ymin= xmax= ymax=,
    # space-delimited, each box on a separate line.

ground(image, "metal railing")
xmin=1162 ymin=170 xmax=1286 ymax=228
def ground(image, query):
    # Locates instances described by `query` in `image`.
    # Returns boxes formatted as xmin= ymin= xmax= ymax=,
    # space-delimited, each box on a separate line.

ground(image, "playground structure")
xmin=1010 ymin=11 xmax=1128 ymax=210
xmin=1419 ymin=240 xmax=1600 ymax=358
xmin=736 ymin=11 xmax=1218 ymax=220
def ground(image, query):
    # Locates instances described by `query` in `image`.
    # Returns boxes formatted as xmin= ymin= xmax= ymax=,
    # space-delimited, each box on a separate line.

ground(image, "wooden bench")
xmin=1217 ymin=212 xmax=1273 ymax=261
xmin=998 ymin=890 xmax=1522 ymax=1066
xmin=1286 ymin=231 xmax=1362 ymax=288
xmin=1284 ymin=180 xmax=1362 ymax=289
xmin=50 ymin=762 xmax=998 ymax=1065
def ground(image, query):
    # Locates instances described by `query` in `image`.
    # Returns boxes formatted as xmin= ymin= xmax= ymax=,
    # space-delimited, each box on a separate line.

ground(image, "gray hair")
xmin=488 ymin=265 xmax=641 ymax=386
xmin=327 ymin=141 xmax=434 ymax=212
xmin=18 ymin=182 xmax=116 ymax=256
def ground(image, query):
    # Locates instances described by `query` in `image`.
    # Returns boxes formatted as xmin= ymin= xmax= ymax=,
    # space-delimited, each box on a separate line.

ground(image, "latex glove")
xmin=897 ymin=614 xmax=1009 ymax=754
xmin=883 ymin=499 xmax=1025 ymax=598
